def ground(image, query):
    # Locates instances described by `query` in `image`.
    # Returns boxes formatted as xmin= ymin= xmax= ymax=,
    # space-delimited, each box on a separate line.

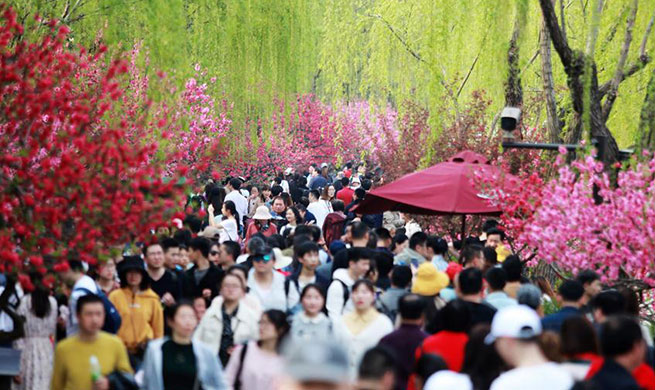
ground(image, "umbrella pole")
xmin=461 ymin=215 xmax=466 ymax=242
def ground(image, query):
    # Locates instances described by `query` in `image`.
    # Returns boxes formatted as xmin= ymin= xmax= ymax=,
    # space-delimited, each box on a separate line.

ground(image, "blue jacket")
xmin=541 ymin=306 xmax=582 ymax=333
xmin=141 ymin=337 xmax=227 ymax=390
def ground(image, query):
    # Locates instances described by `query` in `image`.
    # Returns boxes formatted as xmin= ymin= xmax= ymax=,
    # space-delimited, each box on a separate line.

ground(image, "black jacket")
xmin=185 ymin=263 xmax=224 ymax=300
xmin=590 ymin=359 xmax=640 ymax=390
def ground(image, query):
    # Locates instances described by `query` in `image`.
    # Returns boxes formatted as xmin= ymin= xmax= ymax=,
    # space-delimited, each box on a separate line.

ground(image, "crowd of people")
xmin=0 ymin=162 xmax=653 ymax=390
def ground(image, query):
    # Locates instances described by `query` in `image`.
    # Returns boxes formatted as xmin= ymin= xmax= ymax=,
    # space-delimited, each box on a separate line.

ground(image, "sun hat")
xmin=485 ymin=304 xmax=542 ymax=344
xmin=284 ymin=337 xmax=349 ymax=384
xmin=118 ymin=256 xmax=147 ymax=278
xmin=272 ymin=247 xmax=293 ymax=270
xmin=445 ymin=262 xmax=463 ymax=282
xmin=411 ymin=262 xmax=449 ymax=296
xmin=198 ymin=226 xmax=221 ymax=241
xmin=252 ymin=205 xmax=273 ymax=220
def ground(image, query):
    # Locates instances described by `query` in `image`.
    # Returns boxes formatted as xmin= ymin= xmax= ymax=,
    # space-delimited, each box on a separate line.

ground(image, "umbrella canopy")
xmin=355 ymin=151 xmax=513 ymax=216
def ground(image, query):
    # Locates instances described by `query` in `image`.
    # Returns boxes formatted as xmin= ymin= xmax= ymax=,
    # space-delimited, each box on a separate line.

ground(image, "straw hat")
xmin=412 ymin=262 xmax=450 ymax=296
xmin=252 ymin=205 xmax=273 ymax=220
xmin=272 ymin=248 xmax=293 ymax=270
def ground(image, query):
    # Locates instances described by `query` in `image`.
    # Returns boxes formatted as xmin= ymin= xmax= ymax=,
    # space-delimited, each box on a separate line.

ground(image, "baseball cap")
xmin=284 ymin=337 xmax=349 ymax=383
xmin=517 ymin=284 xmax=542 ymax=310
xmin=424 ymin=371 xmax=473 ymax=390
xmin=485 ymin=305 xmax=542 ymax=344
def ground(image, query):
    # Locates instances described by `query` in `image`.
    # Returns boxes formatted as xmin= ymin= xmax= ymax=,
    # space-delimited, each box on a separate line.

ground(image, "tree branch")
xmin=640 ymin=9 xmax=655 ymax=56
xmin=602 ymin=0 xmax=638 ymax=121
xmin=541 ymin=3 xmax=563 ymax=143
xmin=367 ymin=13 xmax=426 ymax=64
xmin=539 ymin=0 xmax=574 ymax=68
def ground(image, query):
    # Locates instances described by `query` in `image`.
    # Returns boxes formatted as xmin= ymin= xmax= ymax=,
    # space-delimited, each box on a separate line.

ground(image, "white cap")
xmin=485 ymin=305 xmax=542 ymax=344
xmin=424 ymin=371 xmax=473 ymax=390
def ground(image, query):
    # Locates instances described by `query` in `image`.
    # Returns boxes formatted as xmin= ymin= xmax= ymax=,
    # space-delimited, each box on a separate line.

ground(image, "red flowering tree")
xmin=0 ymin=8 xmax=187 ymax=280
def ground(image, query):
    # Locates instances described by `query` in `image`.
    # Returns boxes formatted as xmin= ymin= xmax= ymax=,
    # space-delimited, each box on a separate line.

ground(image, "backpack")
xmin=333 ymin=279 xmax=350 ymax=312
xmin=73 ymin=287 xmax=122 ymax=334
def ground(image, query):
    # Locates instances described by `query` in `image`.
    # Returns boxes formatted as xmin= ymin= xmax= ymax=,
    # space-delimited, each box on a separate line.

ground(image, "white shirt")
xmin=286 ymin=276 xmax=317 ymax=310
xmin=219 ymin=218 xmax=239 ymax=243
xmin=490 ymin=362 xmax=573 ymax=390
xmin=67 ymin=275 xmax=99 ymax=335
xmin=247 ymin=269 xmax=287 ymax=312
xmin=326 ymin=268 xmax=355 ymax=319
xmin=307 ymin=201 xmax=330 ymax=231
xmin=225 ymin=190 xmax=248 ymax=223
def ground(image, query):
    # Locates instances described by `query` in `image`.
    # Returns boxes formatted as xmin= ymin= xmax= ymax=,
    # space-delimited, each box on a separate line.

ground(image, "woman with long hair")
xmin=142 ymin=301 xmax=226 ymax=390
xmin=289 ymin=284 xmax=339 ymax=342
xmin=224 ymin=309 xmax=289 ymax=390
xmin=208 ymin=200 xmax=240 ymax=243
xmin=279 ymin=207 xmax=303 ymax=238
xmin=13 ymin=272 xmax=58 ymax=390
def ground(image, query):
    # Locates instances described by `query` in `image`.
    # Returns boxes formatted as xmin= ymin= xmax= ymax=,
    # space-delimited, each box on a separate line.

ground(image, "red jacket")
xmin=416 ymin=331 xmax=469 ymax=372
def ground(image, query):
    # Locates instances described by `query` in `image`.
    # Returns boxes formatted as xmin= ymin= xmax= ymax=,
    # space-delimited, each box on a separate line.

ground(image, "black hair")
xmin=398 ymin=293 xmax=425 ymax=320
xmin=558 ymin=280 xmax=585 ymax=302
xmin=485 ymin=267 xmax=507 ymax=291
xmin=76 ymin=294 xmax=104 ymax=315
xmin=560 ymin=316 xmax=599 ymax=357
xmin=359 ymin=346 xmax=396 ymax=380
xmin=591 ymin=290 xmax=626 ymax=316
xmin=617 ymin=287 xmax=640 ymax=317
xmin=296 ymin=241 xmax=320 ymax=258
xmin=29 ymin=272 xmax=51 ymax=318
xmin=483 ymin=246 xmax=497 ymax=266
xmin=348 ymin=247 xmax=372 ymax=264
xmin=414 ymin=354 xmax=448 ymax=386
xmin=297 ymin=176 xmax=307 ymax=187
xmin=354 ymin=188 xmax=366 ymax=200
xmin=161 ymin=237 xmax=180 ymax=252
xmin=352 ymin=279 xmax=376 ymax=294
xmin=227 ymin=264 xmax=248 ymax=280
xmin=391 ymin=234 xmax=408 ymax=252
xmin=300 ymin=283 xmax=326 ymax=302
xmin=174 ymin=229 xmax=192 ymax=246
xmin=189 ymin=237 xmax=211 ymax=258
xmin=260 ymin=309 xmax=290 ymax=352
xmin=351 ymin=221 xmax=370 ymax=240
xmin=294 ymin=225 xmax=321 ymax=242
xmin=501 ymin=255 xmax=522 ymax=282
xmin=485 ymin=227 xmax=505 ymax=241
xmin=266 ymin=234 xmax=285 ymax=249
xmin=458 ymin=267 xmax=483 ymax=295
xmin=221 ymin=241 xmax=241 ymax=260
xmin=308 ymin=189 xmax=320 ymax=200
xmin=576 ymin=269 xmax=600 ymax=286
xmin=459 ymin=245 xmax=483 ymax=266
xmin=164 ymin=299 xmax=195 ymax=321
xmin=341 ymin=177 xmax=350 ymax=186
xmin=286 ymin=206 xmax=303 ymax=224
xmin=331 ymin=199 xmax=345 ymax=212
xmin=223 ymin=200 xmax=241 ymax=233
xmin=426 ymin=236 xmax=448 ymax=255
xmin=68 ymin=260 xmax=85 ymax=272
xmin=461 ymin=324 xmax=505 ymax=390
xmin=208 ymin=186 xmax=227 ymax=212
xmin=183 ymin=214 xmax=203 ymax=234
xmin=229 ymin=177 xmax=242 ymax=190
xmin=409 ymin=231 xmax=428 ymax=250
xmin=482 ymin=219 xmax=499 ymax=233
xmin=441 ymin=299 xmax=472 ymax=332
xmin=271 ymin=185 xmax=284 ymax=197
xmin=221 ymin=273 xmax=246 ymax=291
xmin=274 ymin=177 xmax=282 ymax=185
xmin=599 ymin=315 xmax=643 ymax=358
xmin=298 ymin=198 xmax=309 ymax=208
xmin=391 ymin=265 xmax=412 ymax=289
xmin=374 ymin=227 xmax=391 ymax=241
xmin=373 ymin=251 xmax=393 ymax=282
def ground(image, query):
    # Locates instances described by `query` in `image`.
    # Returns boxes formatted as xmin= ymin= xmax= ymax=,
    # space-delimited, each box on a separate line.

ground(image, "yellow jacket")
xmin=108 ymin=287 xmax=163 ymax=352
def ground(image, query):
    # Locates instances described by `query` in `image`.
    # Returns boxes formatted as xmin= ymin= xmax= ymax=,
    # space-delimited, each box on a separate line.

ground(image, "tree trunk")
xmin=639 ymin=68 xmax=655 ymax=152
xmin=505 ymin=20 xmax=523 ymax=108
xmin=540 ymin=10 xmax=562 ymax=143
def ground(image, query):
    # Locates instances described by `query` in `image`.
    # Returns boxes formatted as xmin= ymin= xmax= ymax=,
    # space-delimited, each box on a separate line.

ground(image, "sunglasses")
xmin=253 ymin=254 xmax=273 ymax=263
xmin=209 ymin=251 xmax=219 ymax=256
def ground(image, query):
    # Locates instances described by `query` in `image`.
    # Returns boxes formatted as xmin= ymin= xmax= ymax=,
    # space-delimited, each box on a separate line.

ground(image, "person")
xmin=501 ymin=255 xmax=522 ymax=299
xmin=109 ymin=257 xmax=164 ymax=368
xmin=208 ymin=201 xmax=241 ymax=243
xmin=559 ymin=316 xmax=601 ymax=380
xmin=145 ymin=242 xmax=183 ymax=307
xmin=459 ymin=245 xmax=484 ymax=270
xmin=142 ymin=301 xmax=227 ymax=390
xmin=247 ymin=245 xmax=287 ymax=311
xmin=283 ymin=336 xmax=350 ymax=390
xmin=336 ymin=176 xmax=356 ymax=204
xmin=342 ymin=280 xmax=394 ymax=378
xmin=417 ymin=299 xmax=471 ymax=372
xmin=323 ymin=199 xmax=348 ymax=247
xmin=51 ymin=295 xmax=132 ymax=390
xmin=487 ymin=305 xmax=573 ymax=390
xmin=394 ymin=231 xmax=430 ymax=267
xmin=440 ymin=262 xmax=462 ymax=303
xmin=289 ymin=284 xmax=340 ymax=342
xmin=461 ymin=325 xmax=505 ymax=390
xmin=95 ymin=258 xmax=118 ymax=296
xmin=13 ymin=273 xmax=58 ymax=390
xmin=482 ymin=246 xmax=498 ymax=272
xmin=378 ymin=294 xmax=428 ymax=390
xmin=192 ymin=296 xmax=207 ymax=322
xmin=185 ymin=237 xmax=224 ymax=300
xmin=270 ymin=196 xmax=288 ymax=228
xmin=377 ymin=265 xmax=411 ymax=322
xmin=60 ymin=259 xmax=100 ymax=335
xmin=326 ymin=247 xmax=371 ymax=319
xmin=391 ymin=234 xmax=409 ymax=256
xmin=358 ymin=346 xmax=396 ymax=390
xmin=576 ymin=269 xmax=602 ymax=320
xmin=589 ymin=315 xmax=646 ymax=390
xmin=483 ymin=268 xmax=517 ymax=310
xmin=161 ymin=238 xmax=182 ymax=272
xmin=456 ymin=267 xmax=496 ymax=327
xmin=208 ymin=241 xmax=221 ymax=267
xmin=400 ymin=213 xmax=421 ymax=239
xmin=194 ymin=273 xmax=260 ymax=366
xmin=286 ymin=241 xmax=329 ymax=313
xmin=411 ymin=262 xmax=449 ymax=333
xmin=280 ymin=206 xmax=303 ymax=238
xmin=218 ymin=241 xmax=240 ymax=271
xmin=426 ymin=236 xmax=449 ymax=271
xmin=247 ymin=185 xmax=264 ymax=217
xmin=225 ymin=178 xmax=248 ymax=224
xmin=517 ymin=283 xmax=544 ymax=317
xmin=541 ymin=280 xmax=584 ymax=333
xmin=245 ymin=206 xmax=279 ymax=243
xmin=224 ymin=310 xmax=289 ymax=390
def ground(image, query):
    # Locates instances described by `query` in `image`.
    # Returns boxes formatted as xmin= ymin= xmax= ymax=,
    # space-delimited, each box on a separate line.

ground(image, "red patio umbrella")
xmin=355 ymin=151 xmax=515 ymax=235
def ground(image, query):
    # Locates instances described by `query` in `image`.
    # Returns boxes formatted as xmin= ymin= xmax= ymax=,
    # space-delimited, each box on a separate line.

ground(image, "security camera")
xmin=500 ymin=107 xmax=521 ymax=131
